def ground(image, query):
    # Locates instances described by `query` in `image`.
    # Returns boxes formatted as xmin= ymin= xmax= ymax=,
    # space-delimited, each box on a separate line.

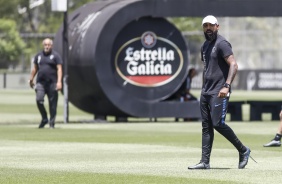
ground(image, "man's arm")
xmin=56 ymin=64 xmax=63 ymax=90
xmin=217 ymin=54 xmax=238 ymax=98
xmin=224 ymin=54 xmax=238 ymax=85
xmin=29 ymin=64 xmax=38 ymax=88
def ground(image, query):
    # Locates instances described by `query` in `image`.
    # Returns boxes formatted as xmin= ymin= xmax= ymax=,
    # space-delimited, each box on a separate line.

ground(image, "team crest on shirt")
xmin=50 ymin=55 xmax=54 ymax=60
xmin=212 ymin=47 xmax=217 ymax=53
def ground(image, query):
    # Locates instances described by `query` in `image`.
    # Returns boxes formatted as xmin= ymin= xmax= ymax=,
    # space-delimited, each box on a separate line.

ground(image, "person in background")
xmin=188 ymin=15 xmax=254 ymax=170
xmin=28 ymin=38 xmax=63 ymax=129
xmin=176 ymin=67 xmax=198 ymax=121
xmin=179 ymin=68 xmax=198 ymax=102
xmin=167 ymin=67 xmax=198 ymax=102
xmin=263 ymin=109 xmax=282 ymax=147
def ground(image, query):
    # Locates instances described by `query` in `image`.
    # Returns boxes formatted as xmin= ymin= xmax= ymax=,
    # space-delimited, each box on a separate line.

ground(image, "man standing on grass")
xmin=188 ymin=15 xmax=254 ymax=169
xmin=28 ymin=38 xmax=63 ymax=129
xmin=264 ymin=108 xmax=282 ymax=147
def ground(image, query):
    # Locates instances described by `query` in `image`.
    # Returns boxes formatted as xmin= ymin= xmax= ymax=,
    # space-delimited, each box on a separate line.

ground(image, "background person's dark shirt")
xmin=201 ymin=34 xmax=233 ymax=95
xmin=33 ymin=50 xmax=62 ymax=83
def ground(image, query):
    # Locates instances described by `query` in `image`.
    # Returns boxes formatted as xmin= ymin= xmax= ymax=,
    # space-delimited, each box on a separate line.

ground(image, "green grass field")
xmin=0 ymin=89 xmax=282 ymax=184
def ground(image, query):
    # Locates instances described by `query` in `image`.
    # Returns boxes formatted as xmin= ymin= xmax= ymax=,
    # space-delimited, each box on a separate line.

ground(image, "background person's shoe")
xmin=263 ymin=140 xmax=281 ymax=147
xmin=188 ymin=162 xmax=210 ymax=170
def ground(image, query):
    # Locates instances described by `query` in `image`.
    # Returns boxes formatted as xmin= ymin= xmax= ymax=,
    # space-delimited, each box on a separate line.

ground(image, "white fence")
xmin=0 ymin=73 xmax=30 ymax=89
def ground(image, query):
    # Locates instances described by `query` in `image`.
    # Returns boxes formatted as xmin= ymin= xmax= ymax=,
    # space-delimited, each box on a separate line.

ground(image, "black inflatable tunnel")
xmin=54 ymin=0 xmax=201 ymax=118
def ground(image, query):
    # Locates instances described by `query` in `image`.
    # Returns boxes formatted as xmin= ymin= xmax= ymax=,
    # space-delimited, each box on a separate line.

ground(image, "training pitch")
xmin=0 ymin=90 xmax=282 ymax=183
xmin=0 ymin=122 xmax=282 ymax=184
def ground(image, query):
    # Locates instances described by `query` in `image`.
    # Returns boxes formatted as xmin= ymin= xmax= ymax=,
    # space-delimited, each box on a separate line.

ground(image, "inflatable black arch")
xmin=54 ymin=0 xmax=282 ymax=119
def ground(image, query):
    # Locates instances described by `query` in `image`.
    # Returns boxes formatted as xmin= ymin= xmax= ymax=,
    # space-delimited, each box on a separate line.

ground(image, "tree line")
xmin=0 ymin=0 xmax=201 ymax=71
xmin=0 ymin=0 xmax=93 ymax=70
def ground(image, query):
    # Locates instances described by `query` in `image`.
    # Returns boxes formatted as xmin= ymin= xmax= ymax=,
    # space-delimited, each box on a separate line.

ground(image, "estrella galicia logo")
xmin=115 ymin=31 xmax=183 ymax=87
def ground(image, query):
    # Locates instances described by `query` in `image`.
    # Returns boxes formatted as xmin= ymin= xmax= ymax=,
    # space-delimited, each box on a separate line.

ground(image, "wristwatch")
xmin=223 ymin=83 xmax=230 ymax=88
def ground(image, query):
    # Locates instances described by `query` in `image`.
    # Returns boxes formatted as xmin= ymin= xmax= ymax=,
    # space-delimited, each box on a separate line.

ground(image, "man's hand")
xmin=217 ymin=87 xmax=229 ymax=98
xmin=56 ymin=82 xmax=62 ymax=91
xmin=29 ymin=80 xmax=35 ymax=89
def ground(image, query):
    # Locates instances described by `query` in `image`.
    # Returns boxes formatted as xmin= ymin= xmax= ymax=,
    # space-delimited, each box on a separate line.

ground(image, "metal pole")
xmin=63 ymin=8 xmax=69 ymax=123
xmin=3 ymin=73 xmax=6 ymax=88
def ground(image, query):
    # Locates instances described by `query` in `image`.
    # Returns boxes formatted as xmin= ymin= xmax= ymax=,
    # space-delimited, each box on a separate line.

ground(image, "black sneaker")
xmin=263 ymin=140 xmax=281 ymax=147
xmin=38 ymin=119 xmax=48 ymax=128
xmin=188 ymin=162 xmax=210 ymax=170
xmin=238 ymin=147 xmax=251 ymax=169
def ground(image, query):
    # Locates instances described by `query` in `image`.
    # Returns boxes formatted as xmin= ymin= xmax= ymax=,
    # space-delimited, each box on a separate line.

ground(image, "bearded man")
xmin=188 ymin=15 xmax=254 ymax=169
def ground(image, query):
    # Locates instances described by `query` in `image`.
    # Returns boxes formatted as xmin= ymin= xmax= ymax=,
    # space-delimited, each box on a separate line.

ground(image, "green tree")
xmin=168 ymin=17 xmax=202 ymax=32
xmin=0 ymin=0 xmax=96 ymax=70
xmin=0 ymin=0 xmax=19 ymax=19
xmin=0 ymin=19 xmax=27 ymax=68
xmin=168 ymin=17 xmax=203 ymax=66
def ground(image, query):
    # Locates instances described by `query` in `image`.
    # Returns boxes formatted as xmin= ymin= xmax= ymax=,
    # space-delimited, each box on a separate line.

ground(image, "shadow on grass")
xmin=210 ymin=168 xmax=231 ymax=170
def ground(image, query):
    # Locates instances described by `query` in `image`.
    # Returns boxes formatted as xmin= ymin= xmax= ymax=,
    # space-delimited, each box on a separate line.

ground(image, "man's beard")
xmin=43 ymin=49 xmax=52 ymax=55
xmin=204 ymin=30 xmax=218 ymax=41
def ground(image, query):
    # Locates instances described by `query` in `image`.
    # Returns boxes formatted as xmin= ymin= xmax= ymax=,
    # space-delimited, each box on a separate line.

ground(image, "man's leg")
xmin=274 ymin=110 xmax=282 ymax=140
xmin=278 ymin=110 xmax=282 ymax=134
xmin=188 ymin=95 xmax=213 ymax=169
xmin=200 ymin=95 xmax=214 ymax=164
xmin=211 ymin=95 xmax=251 ymax=169
xmin=47 ymin=83 xmax=58 ymax=128
xmin=263 ymin=110 xmax=282 ymax=147
xmin=211 ymin=96 xmax=246 ymax=153
xmin=35 ymin=83 xmax=48 ymax=128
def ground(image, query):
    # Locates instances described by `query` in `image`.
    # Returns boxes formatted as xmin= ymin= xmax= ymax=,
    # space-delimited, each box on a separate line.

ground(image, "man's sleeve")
xmin=219 ymin=40 xmax=233 ymax=58
xmin=200 ymin=46 xmax=203 ymax=61
xmin=55 ymin=52 xmax=63 ymax=65
xmin=33 ymin=54 xmax=38 ymax=64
